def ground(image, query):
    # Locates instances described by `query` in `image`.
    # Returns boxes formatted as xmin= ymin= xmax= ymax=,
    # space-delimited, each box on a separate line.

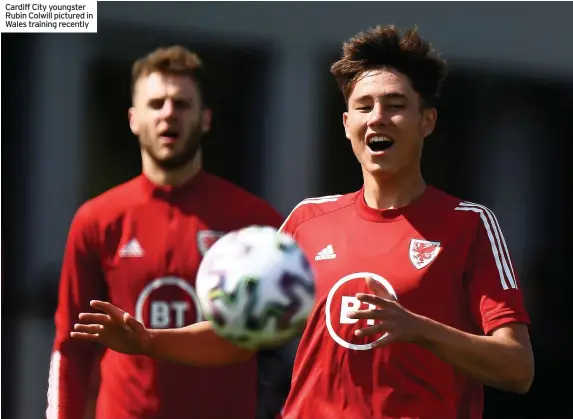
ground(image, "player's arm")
xmin=354 ymin=281 xmax=533 ymax=394
xmin=47 ymin=205 xmax=107 ymax=419
xmin=351 ymin=213 xmax=534 ymax=394
xmin=148 ymin=321 xmax=256 ymax=366
xmin=71 ymin=202 xmax=296 ymax=368
xmin=72 ymin=300 xmax=255 ymax=367
xmin=414 ymin=318 xmax=533 ymax=394
xmin=421 ymin=213 xmax=534 ymax=393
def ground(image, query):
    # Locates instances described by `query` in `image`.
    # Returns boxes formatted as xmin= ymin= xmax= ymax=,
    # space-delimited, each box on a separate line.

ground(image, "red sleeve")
xmin=47 ymin=204 xmax=107 ymax=419
xmin=466 ymin=210 xmax=530 ymax=335
xmin=278 ymin=203 xmax=305 ymax=238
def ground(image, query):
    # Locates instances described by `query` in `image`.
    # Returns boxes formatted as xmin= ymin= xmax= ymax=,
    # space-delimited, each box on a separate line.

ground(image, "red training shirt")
xmin=47 ymin=170 xmax=283 ymax=419
xmin=279 ymin=186 xmax=530 ymax=419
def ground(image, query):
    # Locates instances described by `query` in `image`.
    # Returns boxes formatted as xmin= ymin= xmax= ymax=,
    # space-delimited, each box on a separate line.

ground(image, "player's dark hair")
xmin=131 ymin=45 xmax=210 ymax=106
xmin=330 ymin=25 xmax=447 ymax=108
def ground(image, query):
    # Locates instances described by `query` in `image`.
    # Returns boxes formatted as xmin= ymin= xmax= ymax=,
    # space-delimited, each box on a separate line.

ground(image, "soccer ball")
xmin=196 ymin=225 xmax=316 ymax=349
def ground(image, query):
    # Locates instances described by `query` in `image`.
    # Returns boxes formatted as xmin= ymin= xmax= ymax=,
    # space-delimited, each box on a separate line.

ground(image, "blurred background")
xmin=2 ymin=2 xmax=573 ymax=418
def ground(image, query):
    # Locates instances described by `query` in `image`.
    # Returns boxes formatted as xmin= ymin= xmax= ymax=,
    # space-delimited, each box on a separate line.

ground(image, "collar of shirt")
xmin=355 ymin=185 xmax=436 ymax=223
xmin=139 ymin=169 xmax=207 ymax=201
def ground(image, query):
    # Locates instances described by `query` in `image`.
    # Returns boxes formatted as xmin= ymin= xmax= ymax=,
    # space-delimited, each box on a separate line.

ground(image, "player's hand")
xmin=347 ymin=277 xmax=427 ymax=348
xmin=70 ymin=300 xmax=151 ymax=355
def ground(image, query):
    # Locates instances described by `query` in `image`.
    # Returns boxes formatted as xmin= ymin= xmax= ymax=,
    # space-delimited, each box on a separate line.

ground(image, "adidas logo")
xmin=315 ymin=245 xmax=336 ymax=261
xmin=119 ymin=238 xmax=144 ymax=257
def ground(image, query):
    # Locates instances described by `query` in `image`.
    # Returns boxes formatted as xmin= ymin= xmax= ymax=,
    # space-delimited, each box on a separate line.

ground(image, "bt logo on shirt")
xmin=135 ymin=276 xmax=203 ymax=329
xmin=325 ymin=272 xmax=397 ymax=351
xmin=339 ymin=296 xmax=377 ymax=326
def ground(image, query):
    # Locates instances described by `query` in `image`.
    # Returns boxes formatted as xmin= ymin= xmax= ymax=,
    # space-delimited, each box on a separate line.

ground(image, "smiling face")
xmin=343 ymin=68 xmax=437 ymax=179
xmin=129 ymin=71 xmax=212 ymax=171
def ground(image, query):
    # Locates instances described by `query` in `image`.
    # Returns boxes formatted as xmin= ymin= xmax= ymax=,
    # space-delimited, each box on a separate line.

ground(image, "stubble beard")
xmin=143 ymin=124 xmax=204 ymax=171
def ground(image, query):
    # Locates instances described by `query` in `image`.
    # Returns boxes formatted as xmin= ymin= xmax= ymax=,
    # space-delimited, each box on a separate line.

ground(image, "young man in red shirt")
xmin=48 ymin=46 xmax=284 ymax=419
xmin=71 ymin=26 xmax=534 ymax=419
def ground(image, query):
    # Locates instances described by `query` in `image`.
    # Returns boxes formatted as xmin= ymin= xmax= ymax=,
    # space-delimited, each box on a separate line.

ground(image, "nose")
xmin=161 ymin=99 xmax=177 ymax=118
xmin=367 ymin=103 xmax=387 ymax=127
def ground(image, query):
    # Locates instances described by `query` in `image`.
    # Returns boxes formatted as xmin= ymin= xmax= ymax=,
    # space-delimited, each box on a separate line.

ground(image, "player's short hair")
xmin=131 ymin=45 xmax=210 ymax=106
xmin=330 ymin=25 xmax=447 ymax=108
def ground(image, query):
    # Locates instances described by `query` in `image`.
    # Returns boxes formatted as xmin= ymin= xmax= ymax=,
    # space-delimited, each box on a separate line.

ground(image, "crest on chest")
xmin=409 ymin=239 xmax=441 ymax=270
xmin=197 ymin=230 xmax=226 ymax=256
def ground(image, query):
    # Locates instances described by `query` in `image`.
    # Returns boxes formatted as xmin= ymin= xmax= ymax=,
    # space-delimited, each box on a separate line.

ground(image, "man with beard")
xmin=47 ymin=46 xmax=284 ymax=419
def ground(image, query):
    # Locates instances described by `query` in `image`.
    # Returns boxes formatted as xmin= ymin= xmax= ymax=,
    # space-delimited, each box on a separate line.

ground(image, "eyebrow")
xmin=146 ymin=96 xmax=194 ymax=105
xmin=147 ymin=94 xmax=192 ymax=101
xmin=353 ymin=92 xmax=408 ymax=102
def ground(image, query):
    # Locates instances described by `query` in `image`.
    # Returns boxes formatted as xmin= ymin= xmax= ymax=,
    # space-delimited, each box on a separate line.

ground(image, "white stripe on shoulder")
xmin=302 ymin=194 xmax=343 ymax=201
xmin=454 ymin=201 xmax=517 ymax=290
xmin=278 ymin=195 xmax=342 ymax=233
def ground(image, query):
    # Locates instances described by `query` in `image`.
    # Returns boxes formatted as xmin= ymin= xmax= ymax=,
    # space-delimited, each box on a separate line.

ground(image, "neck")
xmin=142 ymin=149 xmax=202 ymax=187
xmin=362 ymin=165 xmax=427 ymax=210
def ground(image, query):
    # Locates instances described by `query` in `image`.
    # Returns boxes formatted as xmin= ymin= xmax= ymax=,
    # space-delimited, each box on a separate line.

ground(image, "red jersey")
xmin=47 ymin=170 xmax=283 ymax=419
xmin=279 ymin=186 xmax=530 ymax=419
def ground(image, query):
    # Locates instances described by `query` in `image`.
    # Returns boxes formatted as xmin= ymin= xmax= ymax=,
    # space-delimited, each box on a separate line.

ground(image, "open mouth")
xmin=367 ymin=135 xmax=395 ymax=153
xmin=159 ymin=129 xmax=180 ymax=143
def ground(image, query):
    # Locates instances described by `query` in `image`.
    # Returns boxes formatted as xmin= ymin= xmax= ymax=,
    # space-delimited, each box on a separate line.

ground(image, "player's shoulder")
xmin=200 ymin=172 xmax=282 ymax=226
xmin=279 ymin=191 xmax=358 ymax=234
xmin=202 ymin=172 xmax=265 ymax=203
xmin=430 ymin=187 xmax=500 ymax=230
xmin=289 ymin=192 xmax=357 ymax=217
xmin=73 ymin=176 xmax=143 ymax=226
xmin=202 ymin=172 xmax=277 ymax=211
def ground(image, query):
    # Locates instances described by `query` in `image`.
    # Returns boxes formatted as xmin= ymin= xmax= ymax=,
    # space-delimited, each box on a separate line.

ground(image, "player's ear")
xmin=343 ymin=112 xmax=351 ymax=141
xmin=421 ymin=107 xmax=437 ymax=138
xmin=128 ymin=107 xmax=140 ymax=135
xmin=200 ymin=107 xmax=213 ymax=134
